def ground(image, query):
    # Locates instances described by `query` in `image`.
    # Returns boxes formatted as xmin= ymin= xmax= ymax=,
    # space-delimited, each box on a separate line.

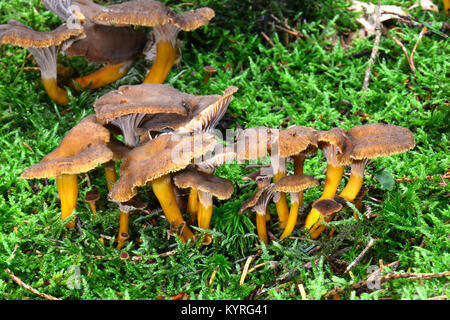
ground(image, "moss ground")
xmin=0 ymin=0 xmax=448 ymax=300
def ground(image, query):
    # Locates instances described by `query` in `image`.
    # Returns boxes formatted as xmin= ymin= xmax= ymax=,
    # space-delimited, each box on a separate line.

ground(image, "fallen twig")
xmin=393 ymin=26 xmax=428 ymax=76
xmin=5 ymin=268 xmax=61 ymax=300
xmin=323 ymin=270 xmax=450 ymax=299
xmin=344 ymin=238 xmax=375 ymax=274
xmin=260 ymin=31 xmax=275 ymax=47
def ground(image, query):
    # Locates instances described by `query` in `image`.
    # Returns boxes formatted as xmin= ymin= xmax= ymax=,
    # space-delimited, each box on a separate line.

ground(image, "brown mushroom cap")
xmin=84 ymin=188 xmax=100 ymax=202
xmin=20 ymin=116 xmax=113 ymax=179
xmin=312 ymin=198 xmax=343 ymax=217
xmin=278 ymin=125 xmax=318 ymax=158
xmin=108 ymin=132 xmax=217 ymax=203
xmin=107 ymin=137 xmax=132 ymax=162
xmin=272 ymin=175 xmax=319 ymax=193
xmin=94 ymin=83 xmax=192 ymax=122
xmin=173 ymin=170 xmax=234 ymax=200
xmin=238 ymin=183 xmax=272 ymax=215
xmin=169 ymin=7 xmax=215 ymax=31
xmin=118 ymin=196 xmax=148 ymax=214
xmin=348 ymin=123 xmax=415 ymax=160
xmin=235 ymin=127 xmax=279 ymax=161
xmin=0 ymin=19 xmax=84 ymax=48
xmin=317 ymin=127 xmax=353 ymax=165
xmin=92 ymin=0 xmax=214 ymax=31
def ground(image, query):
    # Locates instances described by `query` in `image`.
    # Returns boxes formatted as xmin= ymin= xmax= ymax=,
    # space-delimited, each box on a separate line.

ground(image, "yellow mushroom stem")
xmin=42 ymin=77 xmax=69 ymax=106
xmin=272 ymin=158 xmax=289 ymax=229
xmin=72 ymin=60 xmax=134 ymax=90
xmin=187 ymin=187 xmax=199 ymax=223
xmin=304 ymin=164 xmax=345 ymax=239
xmin=116 ymin=211 xmax=129 ymax=249
xmin=143 ymin=40 xmax=177 ymax=84
xmin=88 ymin=202 xmax=97 ymax=215
xmin=444 ymin=0 xmax=449 ymax=15
xmin=293 ymin=154 xmax=305 ymax=205
xmin=151 ymin=175 xmax=194 ymax=242
xmin=339 ymin=167 xmax=365 ymax=202
xmin=338 ymin=159 xmax=368 ymax=221
xmin=255 ymin=211 xmax=268 ymax=244
xmin=197 ymin=191 xmax=213 ymax=230
xmin=103 ymin=161 xmax=117 ymax=192
xmin=280 ymin=192 xmax=300 ymax=240
xmin=56 ymin=174 xmax=78 ymax=228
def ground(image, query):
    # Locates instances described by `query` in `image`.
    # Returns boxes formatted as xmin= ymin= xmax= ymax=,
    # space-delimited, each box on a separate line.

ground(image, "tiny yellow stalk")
xmin=151 ymin=175 xmax=194 ymax=242
xmin=42 ymin=78 xmax=69 ymax=106
xmin=143 ymin=41 xmax=177 ymax=84
xmin=56 ymin=174 xmax=78 ymax=228
xmin=73 ymin=60 xmax=134 ymax=90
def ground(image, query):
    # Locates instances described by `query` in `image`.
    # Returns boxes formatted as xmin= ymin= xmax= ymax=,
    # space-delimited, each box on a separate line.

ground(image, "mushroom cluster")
xmin=0 ymin=0 xmax=215 ymax=105
xmin=237 ymin=124 xmax=415 ymax=243
xmin=12 ymin=1 xmax=416 ymax=248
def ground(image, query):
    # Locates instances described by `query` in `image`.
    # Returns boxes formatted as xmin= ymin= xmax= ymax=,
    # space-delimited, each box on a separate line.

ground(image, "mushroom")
xmin=116 ymin=196 xmax=147 ymax=249
xmin=339 ymin=123 xmax=415 ymax=202
xmin=173 ymin=169 xmax=234 ymax=244
xmin=0 ymin=19 xmax=84 ymax=105
xmin=92 ymin=0 xmax=215 ymax=84
xmin=108 ymin=132 xmax=217 ymax=242
xmin=84 ymin=188 xmax=100 ymax=214
xmin=276 ymin=126 xmax=318 ymax=227
xmin=187 ymin=145 xmax=237 ymax=226
xmin=303 ymin=127 xmax=353 ymax=237
xmin=203 ymin=65 xmax=217 ymax=84
xmin=272 ymin=175 xmax=319 ymax=239
xmin=94 ymin=83 xmax=192 ymax=147
xmin=43 ymin=0 xmax=148 ymax=90
xmin=235 ymin=126 xmax=289 ymax=226
xmin=311 ymin=198 xmax=344 ymax=219
xmin=309 ymin=123 xmax=415 ymax=239
xmin=20 ymin=115 xmax=113 ymax=228
xmin=238 ymin=175 xmax=273 ymax=244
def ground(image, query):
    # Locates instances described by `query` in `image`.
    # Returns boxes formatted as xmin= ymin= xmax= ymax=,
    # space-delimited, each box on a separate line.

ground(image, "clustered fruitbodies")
xmin=8 ymin=1 xmax=416 ymax=248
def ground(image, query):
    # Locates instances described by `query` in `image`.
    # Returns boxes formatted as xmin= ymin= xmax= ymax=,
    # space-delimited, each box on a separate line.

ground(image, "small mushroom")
xmin=203 ymin=65 xmax=217 ymax=84
xmin=239 ymin=176 xmax=274 ymax=244
xmin=0 ymin=19 xmax=84 ymax=105
xmin=116 ymin=196 xmax=147 ymax=249
xmin=20 ymin=115 xmax=113 ymax=228
xmin=276 ymin=126 xmax=318 ymax=228
xmin=92 ymin=0 xmax=215 ymax=84
xmin=272 ymin=175 xmax=319 ymax=239
xmin=84 ymin=188 xmax=100 ymax=215
xmin=108 ymin=132 xmax=217 ymax=243
xmin=339 ymin=123 xmax=415 ymax=202
xmin=311 ymin=198 xmax=343 ymax=218
xmin=173 ymin=169 xmax=234 ymax=244
xmin=304 ymin=127 xmax=353 ymax=237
